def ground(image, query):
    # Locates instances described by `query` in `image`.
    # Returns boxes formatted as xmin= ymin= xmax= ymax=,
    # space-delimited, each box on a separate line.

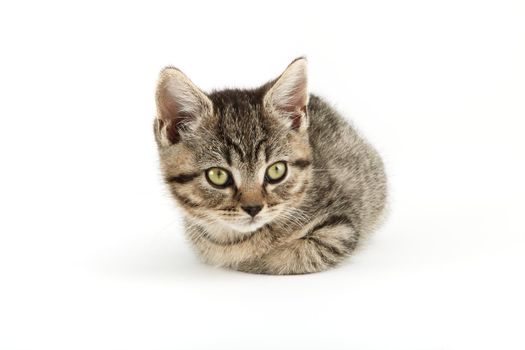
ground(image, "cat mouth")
xmin=248 ymin=217 xmax=260 ymax=224
xmin=240 ymin=216 xmax=263 ymax=228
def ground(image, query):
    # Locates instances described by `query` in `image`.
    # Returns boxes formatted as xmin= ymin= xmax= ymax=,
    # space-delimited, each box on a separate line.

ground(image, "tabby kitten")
xmin=154 ymin=58 xmax=387 ymax=275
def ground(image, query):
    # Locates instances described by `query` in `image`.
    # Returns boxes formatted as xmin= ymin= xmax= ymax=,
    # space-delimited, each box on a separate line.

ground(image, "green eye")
xmin=266 ymin=161 xmax=287 ymax=183
xmin=206 ymin=167 xmax=231 ymax=187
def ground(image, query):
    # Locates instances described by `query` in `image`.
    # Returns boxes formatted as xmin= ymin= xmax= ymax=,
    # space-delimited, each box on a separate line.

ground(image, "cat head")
xmin=154 ymin=58 xmax=312 ymax=235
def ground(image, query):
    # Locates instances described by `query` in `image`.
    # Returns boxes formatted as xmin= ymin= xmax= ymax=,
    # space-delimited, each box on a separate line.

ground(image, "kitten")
xmin=154 ymin=58 xmax=387 ymax=274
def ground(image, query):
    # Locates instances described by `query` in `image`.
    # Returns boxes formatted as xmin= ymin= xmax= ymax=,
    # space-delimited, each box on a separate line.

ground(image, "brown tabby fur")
xmin=154 ymin=58 xmax=387 ymax=274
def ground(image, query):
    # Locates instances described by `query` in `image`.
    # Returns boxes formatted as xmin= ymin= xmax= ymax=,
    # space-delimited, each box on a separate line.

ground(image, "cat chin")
xmin=221 ymin=218 xmax=269 ymax=234
xmin=226 ymin=222 xmax=266 ymax=233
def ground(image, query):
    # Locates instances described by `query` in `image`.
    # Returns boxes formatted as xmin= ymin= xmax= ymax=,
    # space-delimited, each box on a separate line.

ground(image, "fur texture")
xmin=154 ymin=58 xmax=387 ymax=274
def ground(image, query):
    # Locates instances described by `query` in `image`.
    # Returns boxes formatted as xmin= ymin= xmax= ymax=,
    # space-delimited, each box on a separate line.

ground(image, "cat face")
xmin=155 ymin=58 xmax=312 ymax=234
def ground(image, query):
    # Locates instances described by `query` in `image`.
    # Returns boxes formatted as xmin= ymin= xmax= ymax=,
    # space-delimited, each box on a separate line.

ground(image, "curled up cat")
xmin=154 ymin=58 xmax=387 ymax=275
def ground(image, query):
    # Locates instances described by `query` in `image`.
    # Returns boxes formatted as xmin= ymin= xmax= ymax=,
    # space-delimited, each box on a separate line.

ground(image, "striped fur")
xmin=154 ymin=58 xmax=387 ymax=274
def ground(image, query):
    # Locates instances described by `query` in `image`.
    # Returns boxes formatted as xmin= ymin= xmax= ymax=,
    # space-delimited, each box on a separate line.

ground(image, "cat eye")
xmin=265 ymin=161 xmax=287 ymax=184
xmin=205 ymin=167 xmax=232 ymax=188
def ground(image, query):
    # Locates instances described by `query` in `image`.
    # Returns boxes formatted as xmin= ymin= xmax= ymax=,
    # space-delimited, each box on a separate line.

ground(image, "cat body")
xmin=154 ymin=58 xmax=387 ymax=274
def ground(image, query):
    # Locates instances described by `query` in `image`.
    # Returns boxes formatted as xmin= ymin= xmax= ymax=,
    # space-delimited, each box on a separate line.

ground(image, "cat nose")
xmin=241 ymin=205 xmax=263 ymax=217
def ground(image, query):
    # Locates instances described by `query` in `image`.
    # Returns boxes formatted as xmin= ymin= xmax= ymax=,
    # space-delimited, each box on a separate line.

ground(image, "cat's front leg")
xmin=241 ymin=217 xmax=358 ymax=275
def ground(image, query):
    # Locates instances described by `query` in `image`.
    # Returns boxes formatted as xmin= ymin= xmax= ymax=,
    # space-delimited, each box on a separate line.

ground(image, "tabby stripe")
xmin=253 ymin=138 xmax=268 ymax=161
xmin=309 ymin=240 xmax=336 ymax=266
xmin=291 ymin=159 xmax=312 ymax=169
xmin=300 ymin=214 xmax=355 ymax=260
xmin=224 ymin=147 xmax=232 ymax=166
xmin=166 ymin=172 xmax=199 ymax=184
xmin=261 ymin=182 xmax=268 ymax=196
xmin=265 ymin=144 xmax=273 ymax=163
xmin=341 ymin=237 xmax=359 ymax=252
xmin=306 ymin=236 xmax=345 ymax=258
xmin=309 ymin=215 xmax=354 ymax=233
xmin=224 ymin=135 xmax=245 ymax=162
xmin=172 ymin=192 xmax=200 ymax=208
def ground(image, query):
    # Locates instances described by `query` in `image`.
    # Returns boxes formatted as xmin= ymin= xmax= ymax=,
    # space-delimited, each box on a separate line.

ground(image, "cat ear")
xmin=264 ymin=57 xmax=309 ymax=131
xmin=155 ymin=67 xmax=213 ymax=145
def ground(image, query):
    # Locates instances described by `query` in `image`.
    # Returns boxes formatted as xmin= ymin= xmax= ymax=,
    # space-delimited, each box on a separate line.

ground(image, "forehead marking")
xmin=223 ymin=147 xmax=232 ymax=166
xmin=264 ymin=144 xmax=272 ymax=163
xmin=224 ymin=134 xmax=245 ymax=162
xmin=252 ymin=138 xmax=268 ymax=163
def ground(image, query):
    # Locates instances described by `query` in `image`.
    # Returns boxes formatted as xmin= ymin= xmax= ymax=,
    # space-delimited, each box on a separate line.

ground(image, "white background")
xmin=1 ymin=0 xmax=524 ymax=349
